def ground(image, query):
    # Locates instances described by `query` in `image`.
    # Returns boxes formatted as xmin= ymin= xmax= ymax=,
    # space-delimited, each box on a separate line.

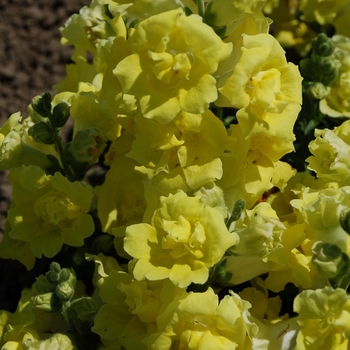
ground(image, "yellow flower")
xmin=124 ymin=190 xmax=238 ymax=288
xmin=114 ymin=8 xmax=232 ymax=123
xmin=307 ymin=120 xmax=350 ymax=186
xmin=0 ymin=113 xmax=58 ymax=172
xmin=98 ymin=0 xmax=186 ymax=21
xmin=219 ymin=33 xmax=302 ymax=141
xmin=1 ymin=166 xmax=94 ymax=263
xmin=218 ymin=124 xmax=295 ymax=211
xmin=149 ymin=287 xmax=256 ymax=350
xmin=299 ymin=0 xmax=349 ymax=26
xmin=320 ymin=35 xmax=350 ymax=118
xmin=206 ymin=0 xmax=267 ymax=29
xmin=91 ymin=254 xmax=187 ymax=349
xmin=294 ymin=286 xmax=350 ymax=349
xmin=127 ymin=109 xmax=228 ymax=198
xmin=291 ymin=186 xmax=350 ymax=254
xmin=230 ymin=202 xmax=286 ymax=259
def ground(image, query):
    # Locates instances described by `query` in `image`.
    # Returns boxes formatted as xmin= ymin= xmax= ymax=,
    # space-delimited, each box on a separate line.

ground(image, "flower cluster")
xmin=1 ymin=0 xmax=350 ymax=349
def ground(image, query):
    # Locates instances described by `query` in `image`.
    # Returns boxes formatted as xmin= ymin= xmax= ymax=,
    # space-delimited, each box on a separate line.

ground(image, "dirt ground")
xmin=0 ymin=0 xmax=91 ymax=312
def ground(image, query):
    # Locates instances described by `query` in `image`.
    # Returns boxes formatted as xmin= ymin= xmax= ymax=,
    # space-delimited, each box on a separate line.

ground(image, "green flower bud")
xmin=31 ymin=92 xmax=52 ymax=118
xmin=28 ymin=122 xmax=55 ymax=144
xmin=58 ymin=268 xmax=71 ymax=283
xmin=32 ymin=292 xmax=61 ymax=312
xmin=312 ymin=241 xmax=350 ymax=278
xmin=52 ymin=101 xmax=71 ymax=128
xmin=69 ymin=297 xmax=97 ymax=322
xmin=299 ymin=58 xmax=318 ymax=81
xmin=340 ymin=210 xmax=350 ymax=235
xmin=64 ymin=128 xmax=107 ymax=164
xmin=307 ymin=82 xmax=329 ymax=100
xmin=46 ymin=262 xmax=62 ymax=285
xmin=312 ymin=33 xmax=335 ymax=57
xmin=56 ymin=281 xmax=75 ymax=302
xmin=320 ymin=58 xmax=337 ymax=74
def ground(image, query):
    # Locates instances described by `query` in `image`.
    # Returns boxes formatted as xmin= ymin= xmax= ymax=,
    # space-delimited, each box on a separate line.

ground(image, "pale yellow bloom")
xmin=294 ymin=286 xmax=350 ymax=349
xmin=219 ymin=33 xmax=302 ymax=142
xmin=124 ymin=190 xmax=238 ymax=288
xmin=114 ymin=8 xmax=232 ymax=123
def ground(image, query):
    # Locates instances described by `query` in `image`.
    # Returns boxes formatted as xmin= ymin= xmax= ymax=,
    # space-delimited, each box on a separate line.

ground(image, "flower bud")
xmin=312 ymin=241 xmax=349 ymax=278
xmin=46 ymin=262 xmax=62 ymax=285
xmin=69 ymin=297 xmax=97 ymax=322
xmin=32 ymin=292 xmax=61 ymax=312
xmin=58 ymin=268 xmax=71 ymax=283
xmin=312 ymin=33 xmax=335 ymax=57
xmin=64 ymin=128 xmax=107 ymax=164
xmin=320 ymin=58 xmax=338 ymax=85
xmin=52 ymin=101 xmax=71 ymax=127
xmin=299 ymin=58 xmax=318 ymax=81
xmin=340 ymin=210 xmax=350 ymax=235
xmin=28 ymin=122 xmax=55 ymax=144
xmin=56 ymin=281 xmax=75 ymax=302
xmin=306 ymin=82 xmax=329 ymax=100
xmin=31 ymin=92 xmax=52 ymax=118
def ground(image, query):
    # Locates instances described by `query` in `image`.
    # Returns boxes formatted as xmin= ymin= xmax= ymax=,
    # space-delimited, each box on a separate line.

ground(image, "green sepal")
xmin=306 ymin=82 xmax=329 ymax=100
xmin=31 ymin=92 xmax=52 ymax=118
xmin=52 ymin=101 xmax=71 ymax=127
xmin=340 ymin=210 xmax=350 ymax=235
xmin=46 ymin=262 xmax=63 ymax=285
xmin=28 ymin=122 xmax=55 ymax=144
xmin=56 ymin=281 xmax=75 ymax=302
xmin=312 ymin=33 xmax=335 ymax=57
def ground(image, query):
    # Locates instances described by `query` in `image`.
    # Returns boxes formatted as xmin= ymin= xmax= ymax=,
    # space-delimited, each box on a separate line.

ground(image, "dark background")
xmin=0 ymin=0 xmax=90 ymax=312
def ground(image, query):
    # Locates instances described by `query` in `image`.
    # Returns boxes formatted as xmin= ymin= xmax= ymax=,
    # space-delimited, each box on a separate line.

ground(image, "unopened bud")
xmin=312 ymin=33 xmax=335 ymax=57
xmin=52 ymin=102 xmax=71 ymax=127
xmin=28 ymin=122 xmax=55 ymax=144
xmin=46 ymin=262 xmax=62 ymax=285
xmin=307 ymin=82 xmax=329 ymax=100
xmin=299 ymin=58 xmax=318 ymax=81
xmin=64 ymin=128 xmax=107 ymax=164
xmin=312 ymin=241 xmax=349 ymax=278
xmin=340 ymin=210 xmax=350 ymax=235
xmin=56 ymin=281 xmax=75 ymax=302
xmin=69 ymin=297 xmax=97 ymax=322
xmin=32 ymin=292 xmax=61 ymax=312
xmin=31 ymin=93 xmax=52 ymax=118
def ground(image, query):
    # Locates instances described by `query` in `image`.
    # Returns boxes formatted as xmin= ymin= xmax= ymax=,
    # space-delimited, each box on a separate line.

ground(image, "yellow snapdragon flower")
xmin=127 ymin=109 xmax=228 ymax=198
xmin=149 ymin=287 xmax=256 ymax=350
xmin=291 ymin=186 xmax=350 ymax=254
xmin=97 ymin=0 xmax=188 ymax=21
xmin=219 ymin=33 xmax=302 ymax=142
xmin=299 ymin=0 xmax=349 ymax=26
xmin=206 ymin=0 xmax=267 ymax=29
xmin=320 ymin=35 xmax=350 ymax=118
xmin=114 ymin=8 xmax=232 ymax=123
xmin=124 ymin=190 xmax=238 ymax=288
xmin=294 ymin=286 xmax=350 ymax=349
xmin=91 ymin=255 xmax=187 ymax=350
xmin=0 ymin=166 xmax=94 ymax=267
xmin=307 ymin=120 xmax=350 ymax=185
xmin=230 ymin=202 xmax=286 ymax=259
xmin=0 ymin=113 xmax=58 ymax=172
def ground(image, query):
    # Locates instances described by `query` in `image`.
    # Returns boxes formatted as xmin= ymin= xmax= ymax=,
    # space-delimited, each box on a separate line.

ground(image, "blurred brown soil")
xmin=0 ymin=0 xmax=90 ymax=312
